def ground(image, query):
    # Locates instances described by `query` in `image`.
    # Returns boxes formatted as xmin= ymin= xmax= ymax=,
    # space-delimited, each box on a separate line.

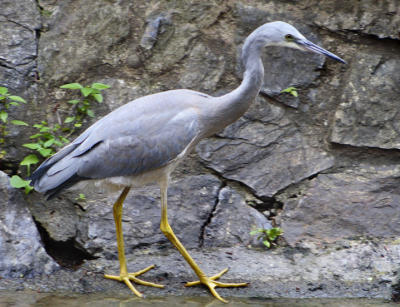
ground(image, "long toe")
xmin=185 ymin=268 xmax=248 ymax=303
xmin=104 ymin=264 xmax=164 ymax=297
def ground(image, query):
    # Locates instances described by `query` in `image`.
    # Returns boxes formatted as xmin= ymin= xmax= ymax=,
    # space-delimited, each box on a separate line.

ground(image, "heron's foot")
xmin=185 ymin=268 xmax=248 ymax=303
xmin=104 ymin=264 xmax=164 ymax=297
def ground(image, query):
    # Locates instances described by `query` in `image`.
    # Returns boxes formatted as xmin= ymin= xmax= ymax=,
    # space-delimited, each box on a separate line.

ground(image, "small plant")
xmin=8 ymin=82 xmax=110 ymax=195
xmin=281 ymin=86 xmax=298 ymax=97
xmin=75 ymin=193 xmax=86 ymax=201
xmin=0 ymin=86 xmax=28 ymax=144
xmin=61 ymin=82 xmax=110 ymax=130
xmin=10 ymin=175 xmax=33 ymax=194
xmin=250 ymin=227 xmax=283 ymax=248
xmin=23 ymin=121 xmax=69 ymax=159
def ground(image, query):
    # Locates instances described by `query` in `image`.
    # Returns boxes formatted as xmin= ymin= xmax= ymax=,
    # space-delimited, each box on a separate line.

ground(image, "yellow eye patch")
xmin=285 ymin=34 xmax=294 ymax=41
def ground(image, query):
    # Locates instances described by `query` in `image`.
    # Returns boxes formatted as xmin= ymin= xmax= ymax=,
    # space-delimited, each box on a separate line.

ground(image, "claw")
xmin=185 ymin=268 xmax=248 ymax=303
xmin=104 ymin=264 xmax=164 ymax=297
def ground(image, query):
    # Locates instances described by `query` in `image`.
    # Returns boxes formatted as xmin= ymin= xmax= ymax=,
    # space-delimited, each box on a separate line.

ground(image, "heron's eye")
xmin=285 ymin=34 xmax=294 ymax=41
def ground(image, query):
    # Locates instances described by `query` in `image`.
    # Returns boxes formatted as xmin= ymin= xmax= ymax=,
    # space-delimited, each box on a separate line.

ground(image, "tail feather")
xmin=30 ymin=121 xmax=98 ymax=199
xmin=30 ymin=144 xmax=86 ymax=198
xmin=30 ymin=143 xmax=78 ymax=184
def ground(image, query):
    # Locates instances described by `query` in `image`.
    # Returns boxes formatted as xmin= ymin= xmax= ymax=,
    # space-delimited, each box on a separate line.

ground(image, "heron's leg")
xmin=104 ymin=187 xmax=164 ymax=296
xmin=159 ymin=180 xmax=247 ymax=303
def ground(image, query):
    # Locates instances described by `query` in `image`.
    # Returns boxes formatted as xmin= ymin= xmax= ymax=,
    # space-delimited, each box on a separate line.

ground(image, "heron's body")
xmin=31 ymin=21 xmax=344 ymax=302
xmin=33 ymin=86 xmax=259 ymax=196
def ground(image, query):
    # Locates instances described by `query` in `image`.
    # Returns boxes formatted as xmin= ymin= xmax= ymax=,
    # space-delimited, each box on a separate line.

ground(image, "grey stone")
xmin=330 ymin=53 xmax=400 ymax=149
xmin=38 ymin=0 xmax=133 ymax=84
xmin=0 ymin=171 xmax=58 ymax=278
xmin=197 ymin=97 xmax=334 ymax=199
xmin=0 ymin=0 xmax=40 ymax=90
xmin=144 ymin=23 xmax=198 ymax=74
xmin=278 ymin=164 xmax=400 ymax=245
xmin=312 ymin=0 xmax=400 ymax=40
xmin=0 ymin=243 xmax=399 ymax=300
xmin=179 ymin=43 xmax=225 ymax=93
xmin=27 ymin=192 xmax=82 ymax=242
xmin=140 ymin=13 xmax=173 ymax=51
xmin=203 ymin=186 xmax=271 ymax=247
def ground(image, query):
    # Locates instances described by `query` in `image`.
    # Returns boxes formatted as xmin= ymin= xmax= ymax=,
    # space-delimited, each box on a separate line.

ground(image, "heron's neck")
xmin=213 ymin=44 xmax=264 ymax=129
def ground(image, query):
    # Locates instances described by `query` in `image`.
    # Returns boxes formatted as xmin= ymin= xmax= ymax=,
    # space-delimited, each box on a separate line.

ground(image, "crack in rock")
xmin=199 ymin=181 xmax=225 ymax=247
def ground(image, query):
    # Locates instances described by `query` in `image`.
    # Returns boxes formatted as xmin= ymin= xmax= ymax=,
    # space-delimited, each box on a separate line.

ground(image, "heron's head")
xmin=256 ymin=21 xmax=346 ymax=64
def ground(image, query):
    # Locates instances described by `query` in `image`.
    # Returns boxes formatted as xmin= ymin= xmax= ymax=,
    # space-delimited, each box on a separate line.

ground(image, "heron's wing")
xmin=33 ymin=90 xmax=205 ymax=194
xmin=76 ymin=107 xmax=199 ymax=179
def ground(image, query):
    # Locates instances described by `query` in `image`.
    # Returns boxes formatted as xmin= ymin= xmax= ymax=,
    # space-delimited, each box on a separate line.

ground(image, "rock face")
xmin=278 ymin=165 xmax=400 ymax=245
xmin=197 ymin=97 xmax=334 ymax=199
xmin=1 ymin=0 xmax=400 ymax=301
xmin=0 ymin=171 xmax=58 ymax=278
xmin=330 ymin=53 xmax=400 ymax=149
xmin=0 ymin=0 xmax=40 ymax=91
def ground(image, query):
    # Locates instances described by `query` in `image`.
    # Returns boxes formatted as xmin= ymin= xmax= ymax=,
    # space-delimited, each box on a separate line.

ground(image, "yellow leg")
xmin=159 ymin=179 xmax=247 ymax=303
xmin=104 ymin=187 xmax=164 ymax=296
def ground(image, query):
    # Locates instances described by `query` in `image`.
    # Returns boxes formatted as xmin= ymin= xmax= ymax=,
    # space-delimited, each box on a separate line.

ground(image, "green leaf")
xmin=9 ymin=95 xmax=26 ymax=103
xmin=0 ymin=111 xmax=8 ymax=123
xmin=39 ymin=126 xmax=50 ymax=132
xmin=23 ymin=143 xmax=41 ymax=150
xmin=281 ymin=86 xmax=296 ymax=93
xmin=80 ymin=87 xmax=93 ymax=97
xmin=281 ymin=86 xmax=298 ymax=97
xmin=20 ymin=154 xmax=39 ymax=166
xmin=38 ymin=148 xmax=53 ymax=157
xmin=43 ymin=138 xmax=55 ymax=148
xmin=9 ymin=102 xmax=20 ymax=106
xmin=68 ymin=99 xmax=80 ymax=105
xmin=250 ymin=230 xmax=259 ymax=236
xmin=262 ymin=240 xmax=271 ymax=248
xmin=60 ymin=136 xmax=70 ymax=144
xmin=60 ymin=83 xmax=83 ymax=89
xmin=10 ymin=120 xmax=29 ymax=126
xmin=86 ymin=109 xmax=95 ymax=117
xmin=92 ymin=93 xmax=103 ymax=103
xmin=10 ymin=175 xmax=30 ymax=188
xmin=91 ymin=82 xmax=110 ymax=90
xmin=0 ymin=86 xmax=8 ymax=95
xmin=29 ymin=133 xmax=43 ymax=139
xmin=76 ymin=193 xmax=86 ymax=201
xmin=64 ymin=116 xmax=75 ymax=123
xmin=24 ymin=185 xmax=34 ymax=194
xmin=74 ymin=123 xmax=82 ymax=128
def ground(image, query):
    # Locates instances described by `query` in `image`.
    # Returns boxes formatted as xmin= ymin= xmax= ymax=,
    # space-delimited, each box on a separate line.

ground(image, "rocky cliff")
xmin=1 ymin=0 xmax=399 ymax=300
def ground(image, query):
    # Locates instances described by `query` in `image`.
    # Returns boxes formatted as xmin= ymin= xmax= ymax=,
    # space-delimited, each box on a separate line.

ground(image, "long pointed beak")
xmin=297 ymin=39 xmax=346 ymax=64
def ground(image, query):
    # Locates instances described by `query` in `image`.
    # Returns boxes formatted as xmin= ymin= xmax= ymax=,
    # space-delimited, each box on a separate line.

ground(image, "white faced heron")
xmin=30 ymin=21 xmax=345 ymax=302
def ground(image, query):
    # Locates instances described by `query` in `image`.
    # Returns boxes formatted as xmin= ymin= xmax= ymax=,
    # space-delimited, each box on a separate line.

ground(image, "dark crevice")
xmin=392 ymin=269 xmax=400 ymax=302
xmin=198 ymin=181 xmax=225 ymax=248
xmin=252 ymin=196 xmax=284 ymax=226
xmin=313 ymin=24 xmax=400 ymax=47
xmin=198 ymin=159 xmax=284 ymax=225
xmin=330 ymin=141 xmax=400 ymax=156
xmin=198 ymin=159 xmax=262 ymax=200
xmin=33 ymin=218 xmax=97 ymax=270
xmin=73 ymin=202 xmax=86 ymax=212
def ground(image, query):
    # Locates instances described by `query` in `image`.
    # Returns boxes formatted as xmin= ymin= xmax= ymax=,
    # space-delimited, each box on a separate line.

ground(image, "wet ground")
xmin=0 ymin=291 xmax=397 ymax=307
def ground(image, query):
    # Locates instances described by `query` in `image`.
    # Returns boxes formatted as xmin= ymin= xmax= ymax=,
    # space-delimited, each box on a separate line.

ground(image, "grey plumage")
xmin=31 ymin=21 xmax=344 ymax=199
xmin=30 ymin=21 xmax=345 ymax=302
xmin=32 ymin=90 xmax=205 ymax=197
